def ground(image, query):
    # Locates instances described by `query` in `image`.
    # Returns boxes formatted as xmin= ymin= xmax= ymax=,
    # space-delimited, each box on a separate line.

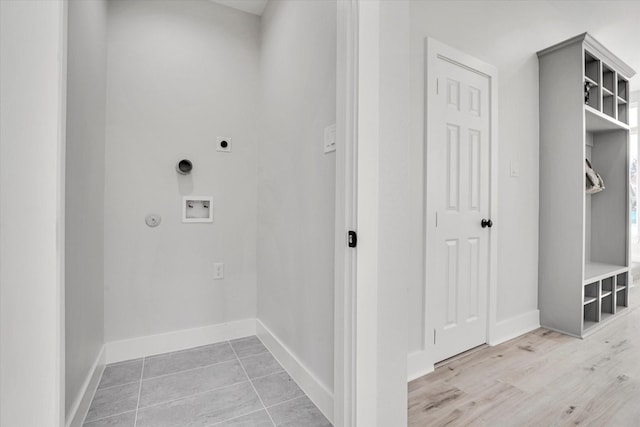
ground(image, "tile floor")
xmin=83 ymin=336 xmax=332 ymax=427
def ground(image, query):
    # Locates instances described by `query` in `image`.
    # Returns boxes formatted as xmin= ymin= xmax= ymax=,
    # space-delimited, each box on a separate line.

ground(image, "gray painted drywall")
xmin=1 ymin=1 xmax=66 ymax=424
xmin=375 ymin=1 xmax=411 ymax=423
xmin=257 ymin=0 xmax=337 ymax=392
xmin=65 ymin=0 xmax=108 ymax=416
xmin=104 ymin=0 xmax=260 ymax=342
xmin=407 ymin=0 xmax=640 ymax=352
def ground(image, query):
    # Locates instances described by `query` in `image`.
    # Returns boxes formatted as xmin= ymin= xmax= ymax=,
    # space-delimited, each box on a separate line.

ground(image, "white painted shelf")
xmin=584 ymin=262 xmax=628 ymax=283
xmin=585 ymin=107 xmax=630 ymax=132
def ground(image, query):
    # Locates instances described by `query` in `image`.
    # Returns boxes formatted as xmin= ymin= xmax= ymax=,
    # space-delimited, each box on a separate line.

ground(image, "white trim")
xmin=334 ymin=1 xmax=358 ymax=426
xmin=66 ymin=347 xmax=105 ymax=427
xmin=58 ymin=1 xmax=69 ymax=424
xmin=487 ymin=47 xmax=500 ymax=357
xmin=256 ymin=320 xmax=334 ymax=424
xmin=407 ymin=351 xmax=434 ymax=382
xmin=423 ymin=37 xmax=500 ymax=364
xmin=488 ymin=310 xmax=540 ymax=346
xmin=105 ymin=319 xmax=256 ymax=364
xmin=354 ymin=1 xmax=380 ymax=425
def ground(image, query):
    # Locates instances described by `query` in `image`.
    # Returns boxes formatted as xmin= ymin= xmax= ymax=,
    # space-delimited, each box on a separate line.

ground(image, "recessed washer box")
xmin=182 ymin=196 xmax=213 ymax=223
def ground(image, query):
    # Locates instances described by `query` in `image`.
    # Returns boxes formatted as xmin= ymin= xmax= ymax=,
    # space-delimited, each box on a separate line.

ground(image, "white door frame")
xmin=335 ymin=1 xmax=412 ymax=426
xmin=424 ymin=37 xmax=499 ymax=367
xmin=334 ymin=1 xmax=358 ymax=426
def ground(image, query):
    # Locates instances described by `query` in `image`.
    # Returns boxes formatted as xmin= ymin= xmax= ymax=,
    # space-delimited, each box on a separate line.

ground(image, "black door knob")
xmin=481 ymin=219 xmax=493 ymax=228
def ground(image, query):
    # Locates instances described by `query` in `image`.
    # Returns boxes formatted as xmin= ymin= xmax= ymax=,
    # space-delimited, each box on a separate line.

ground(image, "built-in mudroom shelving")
xmin=537 ymin=33 xmax=635 ymax=338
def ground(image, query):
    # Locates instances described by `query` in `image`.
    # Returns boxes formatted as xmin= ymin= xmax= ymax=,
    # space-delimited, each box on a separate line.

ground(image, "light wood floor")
xmin=408 ymin=286 xmax=640 ymax=426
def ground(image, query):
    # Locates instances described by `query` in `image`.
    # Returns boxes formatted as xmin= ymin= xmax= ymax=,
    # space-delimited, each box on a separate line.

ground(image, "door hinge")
xmin=436 ymin=78 xmax=439 ymax=95
xmin=433 ymin=329 xmax=437 ymax=344
xmin=348 ymin=230 xmax=357 ymax=248
xmin=435 ymin=211 xmax=438 ymax=227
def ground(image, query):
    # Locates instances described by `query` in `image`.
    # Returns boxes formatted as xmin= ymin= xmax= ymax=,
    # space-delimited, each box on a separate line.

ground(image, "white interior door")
xmin=426 ymin=43 xmax=493 ymax=363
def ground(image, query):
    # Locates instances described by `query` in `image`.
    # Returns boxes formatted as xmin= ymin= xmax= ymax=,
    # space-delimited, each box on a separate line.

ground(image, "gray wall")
xmin=257 ymin=0 xmax=337 ymax=392
xmin=65 ymin=0 xmax=108 ymax=416
xmin=104 ymin=0 xmax=260 ymax=342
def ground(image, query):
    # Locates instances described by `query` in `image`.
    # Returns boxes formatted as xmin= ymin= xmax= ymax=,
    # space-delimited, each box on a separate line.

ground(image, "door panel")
xmin=427 ymin=56 xmax=491 ymax=363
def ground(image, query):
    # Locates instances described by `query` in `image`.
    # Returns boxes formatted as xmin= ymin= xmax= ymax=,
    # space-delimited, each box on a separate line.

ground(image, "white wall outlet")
xmin=213 ymin=262 xmax=224 ymax=280
xmin=216 ymin=137 xmax=232 ymax=153
xmin=324 ymin=124 xmax=336 ymax=153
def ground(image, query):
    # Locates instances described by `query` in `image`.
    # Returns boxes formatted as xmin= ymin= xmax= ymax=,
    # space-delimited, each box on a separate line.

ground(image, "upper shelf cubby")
xmin=585 ymin=51 xmax=600 ymax=83
xmin=581 ymin=35 xmax=634 ymax=127
xmin=602 ymin=64 xmax=615 ymax=94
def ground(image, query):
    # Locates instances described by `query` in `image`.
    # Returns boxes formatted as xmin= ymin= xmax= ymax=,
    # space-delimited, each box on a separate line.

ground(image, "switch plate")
xmin=324 ymin=124 xmax=336 ymax=153
xmin=510 ymin=160 xmax=520 ymax=177
xmin=213 ymin=262 xmax=224 ymax=280
xmin=216 ymin=137 xmax=232 ymax=153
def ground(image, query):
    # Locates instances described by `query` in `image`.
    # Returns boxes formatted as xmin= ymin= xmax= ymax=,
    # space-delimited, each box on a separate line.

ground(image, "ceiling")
xmin=210 ymin=0 xmax=268 ymax=16
xmin=207 ymin=0 xmax=640 ymax=87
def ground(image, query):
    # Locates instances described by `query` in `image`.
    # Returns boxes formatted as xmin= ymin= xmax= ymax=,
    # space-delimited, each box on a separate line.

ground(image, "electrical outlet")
xmin=213 ymin=262 xmax=224 ymax=280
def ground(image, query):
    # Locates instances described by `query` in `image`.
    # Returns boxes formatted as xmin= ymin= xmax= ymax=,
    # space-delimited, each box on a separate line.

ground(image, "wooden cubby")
xmin=538 ymin=33 xmax=635 ymax=338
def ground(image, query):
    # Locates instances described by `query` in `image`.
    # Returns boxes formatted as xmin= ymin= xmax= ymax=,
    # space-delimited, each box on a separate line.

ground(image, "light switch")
xmin=324 ymin=124 xmax=336 ymax=153
xmin=510 ymin=161 xmax=520 ymax=177
xmin=213 ymin=262 xmax=224 ymax=280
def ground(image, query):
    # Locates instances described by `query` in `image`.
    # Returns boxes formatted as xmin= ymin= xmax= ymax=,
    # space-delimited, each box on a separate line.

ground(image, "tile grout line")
xmin=205 ymin=408 xmax=268 ymax=427
xmin=133 ymin=357 xmax=145 ymax=427
xmin=229 ymin=341 xmax=278 ymax=427
xmin=83 ymin=410 xmax=137 ymax=425
xmin=237 ymin=349 xmax=271 ymax=360
xmin=249 ymin=368 xmax=286 ymax=382
xmin=136 ymin=378 xmax=252 ymax=411
xmin=138 ymin=353 xmax=238 ymax=382
xmin=264 ymin=394 xmax=307 ymax=410
xmin=95 ymin=378 xmax=144 ymax=392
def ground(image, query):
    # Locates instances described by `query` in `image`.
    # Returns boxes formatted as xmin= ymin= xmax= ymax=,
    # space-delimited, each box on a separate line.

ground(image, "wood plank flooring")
xmin=408 ymin=286 xmax=640 ymax=426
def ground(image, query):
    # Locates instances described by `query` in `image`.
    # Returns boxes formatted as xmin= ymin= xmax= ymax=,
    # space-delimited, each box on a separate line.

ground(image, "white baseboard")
xmin=256 ymin=320 xmax=334 ymax=424
xmin=407 ymin=350 xmax=434 ymax=382
xmin=105 ymin=319 xmax=256 ymax=364
xmin=489 ymin=309 xmax=540 ymax=346
xmin=66 ymin=346 xmax=105 ymax=427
